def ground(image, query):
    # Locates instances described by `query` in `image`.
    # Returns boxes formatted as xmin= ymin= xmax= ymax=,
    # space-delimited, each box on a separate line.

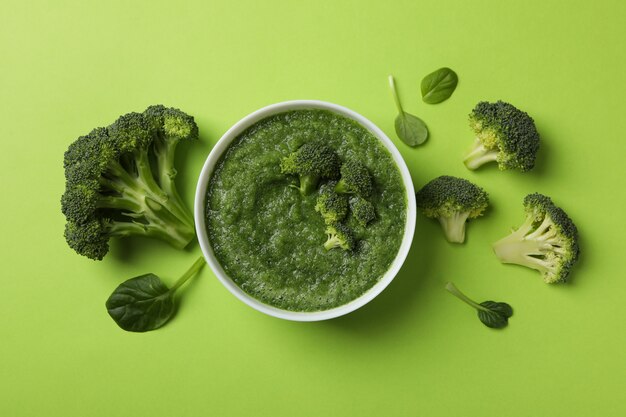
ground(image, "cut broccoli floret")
xmin=334 ymin=160 xmax=373 ymax=197
xmin=144 ymin=105 xmax=199 ymax=227
xmin=280 ymin=142 xmax=340 ymax=195
xmin=323 ymin=223 xmax=355 ymax=251
xmin=415 ymin=176 xmax=489 ymax=243
xmin=464 ymin=101 xmax=540 ymax=171
xmin=492 ymin=193 xmax=579 ymax=284
xmin=350 ymin=196 xmax=376 ymax=227
xmin=61 ymin=105 xmax=198 ymax=260
xmin=315 ymin=182 xmax=348 ymax=225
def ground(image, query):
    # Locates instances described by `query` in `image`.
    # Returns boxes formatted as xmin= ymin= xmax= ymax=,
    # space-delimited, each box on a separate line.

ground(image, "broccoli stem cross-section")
xmin=493 ymin=216 xmax=565 ymax=277
xmin=491 ymin=193 xmax=579 ymax=283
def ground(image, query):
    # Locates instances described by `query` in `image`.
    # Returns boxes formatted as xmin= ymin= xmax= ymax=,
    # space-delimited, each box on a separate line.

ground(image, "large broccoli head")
xmin=280 ymin=142 xmax=341 ymax=195
xmin=61 ymin=105 xmax=198 ymax=260
xmin=415 ymin=175 xmax=489 ymax=243
xmin=464 ymin=101 xmax=540 ymax=171
xmin=492 ymin=193 xmax=579 ymax=283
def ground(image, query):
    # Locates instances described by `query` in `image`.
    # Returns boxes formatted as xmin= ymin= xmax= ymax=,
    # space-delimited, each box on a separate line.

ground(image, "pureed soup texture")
xmin=206 ymin=109 xmax=407 ymax=311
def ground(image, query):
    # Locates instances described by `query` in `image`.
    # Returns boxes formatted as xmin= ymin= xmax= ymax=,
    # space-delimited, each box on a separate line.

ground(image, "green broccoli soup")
xmin=206 ymin=109 xmax=407 ymax=311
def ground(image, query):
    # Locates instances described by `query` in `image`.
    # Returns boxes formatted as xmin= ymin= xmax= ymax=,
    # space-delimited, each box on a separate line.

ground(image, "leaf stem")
xmin=170 ymin=256 xmax=206 ymax=293
xmin=388 ymin=75 xmax=404 ymax=113
xmin=445 ymin=282 xmax=488 ymax=312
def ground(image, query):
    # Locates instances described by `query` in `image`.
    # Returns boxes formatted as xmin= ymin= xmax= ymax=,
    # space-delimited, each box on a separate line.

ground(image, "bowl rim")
xmin=194 ymin=100 xmax=416 ymax=321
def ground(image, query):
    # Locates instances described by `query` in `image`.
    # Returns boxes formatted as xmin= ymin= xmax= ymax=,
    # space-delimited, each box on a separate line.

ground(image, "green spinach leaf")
xmin=421 ymin=67 xmax=458 ymax=104
xmin=106 ymin=257 xmax=206 ymax=332
xmin=389 ymin=75 xmax=428 ymax=146
xmin=477 ymin=301 xmax=514 ymax=328
xmin=445 ymin=282 xmax=513 ymax=329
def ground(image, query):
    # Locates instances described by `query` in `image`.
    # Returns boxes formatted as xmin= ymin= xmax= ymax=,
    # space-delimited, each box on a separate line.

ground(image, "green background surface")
xmin=1 ymin=1 xmax=625 ymax=416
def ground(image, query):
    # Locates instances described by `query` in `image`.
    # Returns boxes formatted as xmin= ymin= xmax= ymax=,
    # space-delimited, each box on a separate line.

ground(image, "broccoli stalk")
xmin=61 ymin=106 xmax=198 ymax=260
xmin=415 ymin=176 xmax=489 ymax=243
xmin=492 ymin=216 xmax=555 ymax=269
xmin=146 ymin=105 xmax=197 ymax=228
xmin=463 ymin=138 xmax=499 ymax=170
xmin=437 ymin=211 xmax=472 ymax=243
xmin=492 ymin=193 xmax=579 ymax=283
xmin=98 ymin=163 xmax=193 ymax=247
xmin=464 ymin=101 xmax=540 ymax=171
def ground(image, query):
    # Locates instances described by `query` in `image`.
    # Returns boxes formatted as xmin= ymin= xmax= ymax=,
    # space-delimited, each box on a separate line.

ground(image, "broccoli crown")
xmin=465 ymin=101 xmax=540 ymax=171
xmin=108 ymin=112 xmax=154 ymax=153
xmin=415 ymin=176 xmax=489 ymax=243
xmin=60 ymin=181 xmax=100 ymax=224
xmin=493 ymin=193 xmax=579 ymax=283
xmin=415 ymin=176 xmax=489 ymax=219
xmin=280 ymin=142 xmax=340 ymax=177
xmin=280 ymin=142 xmax=340 ymax=195
xmin=64 ymin=219 xmax=110 ymax=261
xmin=64 ymin=127 xmax=116 ymax=183
xmin=334 ymin=160 xmax=373 ymax=196
xmin=350 ymin=196 xmax=376 ymax=227
xmin=61 ymin=105 xmax=198 ymax=260
xmin=323 ymin=223 xmax=355 ymax=251
xmin=315 ymin=182 xmax=348 ymax=225
xmin=144 ymin=104 xmax=199 ymax=141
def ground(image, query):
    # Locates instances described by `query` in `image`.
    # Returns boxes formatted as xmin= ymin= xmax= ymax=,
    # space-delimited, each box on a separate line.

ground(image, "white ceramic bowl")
xmin=194 ymin=100 xmax=416 ymax=321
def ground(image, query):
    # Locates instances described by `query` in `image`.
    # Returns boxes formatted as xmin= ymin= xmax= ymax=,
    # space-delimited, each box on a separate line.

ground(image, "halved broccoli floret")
xmin=280 ymin=143 xmax=340 ymax=195
xmin=323 ymin=223 xmax=355 ymax=251
xmin=334 ymin=160 xmax=372 ymax=197
xmin=61 ymin=106 xmax=198 ymax=260
xmin=415 ymin=176 xmax=489 ymax=243
xmin=350 ymin=196 xmax=376 ymax=227
xmin=315 ymin=182 xmax=348 ymax=225
xmin=464 ymin=101 xmax=540 ymax=171
xmin=492 ymin=193 xmax=579 ymax=284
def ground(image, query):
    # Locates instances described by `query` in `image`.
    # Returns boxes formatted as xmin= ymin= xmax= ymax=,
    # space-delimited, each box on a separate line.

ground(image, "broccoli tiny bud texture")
xmin=464 ymin=101 xmax=540 ymax=172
